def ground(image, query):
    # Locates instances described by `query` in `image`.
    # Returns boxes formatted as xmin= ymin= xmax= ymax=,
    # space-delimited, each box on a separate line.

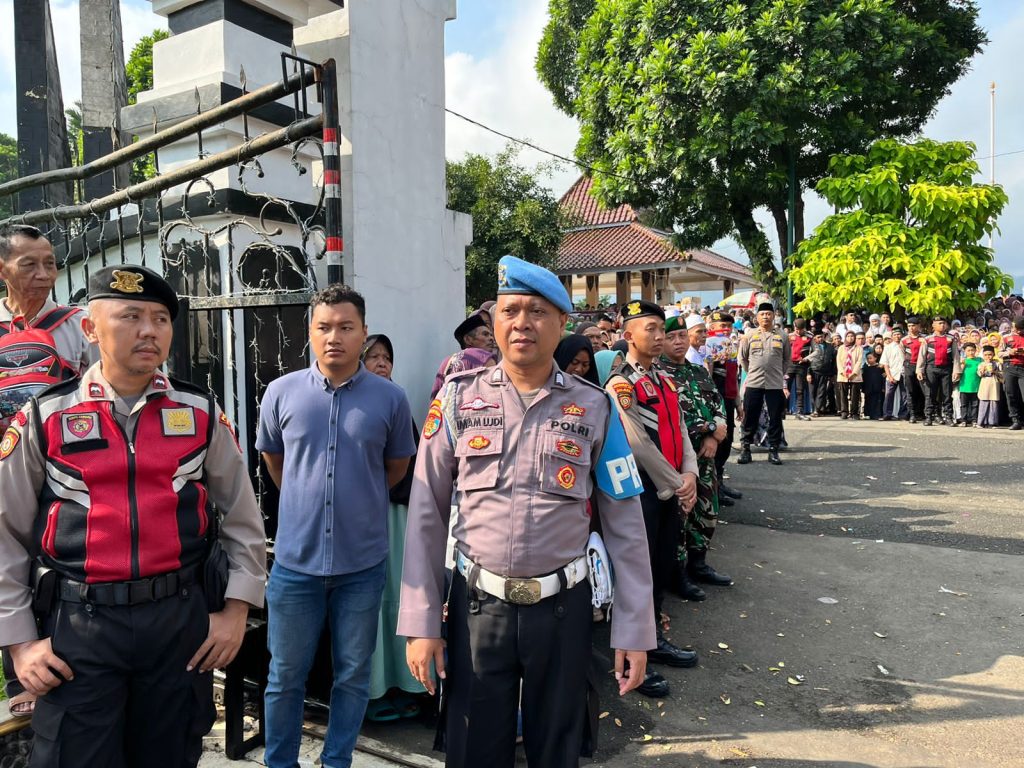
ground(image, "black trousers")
xmin=837 ymin=381 xmax=862 ymax=418
xmin=787 ymin=362 xmax=811 ymax=414
xmin=442 ymin=570 xmax=593 ymax=768
xmin=741 ymin=387 xmax=785 ymax=449
xmin=811 ymin=371 xmax=835 ymax=414
xmin=904 ymin=365 xmax=926 ymax=419
xmin=714 ymin=399 xmax=736 ymax=479
xmin=1005 ymin=364 xmax=1024 ymax=425
xmin=924 ymin=366 xmax=954 ymax=421
xmin=30 ymin=584 xmax=214 ymax=768
xmin=960 ymin=391 xmax=979 ymax=425
xmin=638 ymin=483 xmax=681 ymax=623
xmin=2 ymin=648 xmax=23 ymax=700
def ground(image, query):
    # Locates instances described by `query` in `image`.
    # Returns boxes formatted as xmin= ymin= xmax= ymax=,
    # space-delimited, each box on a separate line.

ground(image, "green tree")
xmin=446 ymin=146 xmax=568 ymax=309
xmin=125 ymin=29 xmax=170 ymax=182
xmin=536 ymin=0 xmax=985 ymax=296
xmin=0 ymin=133 xmax=17 ymax=220
xmin=789 ymin=139 xmax=1010 ymax=319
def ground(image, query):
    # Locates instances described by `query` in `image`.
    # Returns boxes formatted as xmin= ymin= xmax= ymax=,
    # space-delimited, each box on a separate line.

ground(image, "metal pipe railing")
xmin=0 ymin=68 xmax=320 ymax=199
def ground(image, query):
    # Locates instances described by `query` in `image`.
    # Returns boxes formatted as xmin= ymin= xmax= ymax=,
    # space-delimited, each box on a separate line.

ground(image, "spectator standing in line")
xmin=862 ymin=351 xmax=885 ymax=420
xmin=880 ymin=328 xmax=908 ymax=420
xmin=257 ymin=285 xmax=416 ymax=768
xmin=836 ymin=331 xmax=864 ymax=420
xmin=958 ymin=342 xmax=981 ymax=428
xmin=807 ymin=330 xmax=836 ymax=416
xmin=1002 ymin=316 xmax=1024 ymax=430
xmin=835 ymin=311 xmax=863 ymax=339
xmin=453 ymin=310 xmax=496 ymax=354
xmin=976 ymin=346 xmax=1003 ymax=428
xmin=787 ymin=318 xmax=813 ymax=420
xmin=901 ymin=317 xmax=928 ymax=422
xmin=917 ymin=315 xmax=961 ymax=427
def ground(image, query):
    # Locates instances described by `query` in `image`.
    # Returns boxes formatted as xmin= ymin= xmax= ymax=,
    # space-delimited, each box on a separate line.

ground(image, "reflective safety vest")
xmin=901 ymin=335 xmax=923 ymax=366
xmin=921 ymin=334 xmax=955 ymax=368
xmin=621 ymin=363 xmax=684 ymax=472
xmin=34 ymin=377 xmax=216 ymax=584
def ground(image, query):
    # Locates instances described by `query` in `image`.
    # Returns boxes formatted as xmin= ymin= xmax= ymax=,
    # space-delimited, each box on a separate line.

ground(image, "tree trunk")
xmin=730 ymin=202 xmax=780 ymax=296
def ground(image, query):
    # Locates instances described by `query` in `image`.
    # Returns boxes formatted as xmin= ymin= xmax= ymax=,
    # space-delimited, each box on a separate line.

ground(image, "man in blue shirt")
xmin=256 ymin=285 xmax=416 ymax=768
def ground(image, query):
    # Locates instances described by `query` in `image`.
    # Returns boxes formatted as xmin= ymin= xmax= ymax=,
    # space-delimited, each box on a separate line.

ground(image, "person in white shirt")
xmin=880 ymin=327 xmax=908 ymax=420
xmin=835 ymin=311 xmax=863 ymax=340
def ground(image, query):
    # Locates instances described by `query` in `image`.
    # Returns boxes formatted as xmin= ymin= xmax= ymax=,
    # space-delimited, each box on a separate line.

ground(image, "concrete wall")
xmin=297 ymin=0 xmax=470 ymax=417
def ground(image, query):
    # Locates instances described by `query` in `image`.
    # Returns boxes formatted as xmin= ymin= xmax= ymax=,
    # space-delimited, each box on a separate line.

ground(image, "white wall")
xmin=297 ymin=0 xmax=470 ymax=418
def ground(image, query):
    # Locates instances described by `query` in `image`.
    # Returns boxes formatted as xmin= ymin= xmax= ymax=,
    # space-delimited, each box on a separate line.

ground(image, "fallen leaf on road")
xmin=769 ymin=666 xmax=781 ymax=672
xmin=776 ymin=633 xmax=785 ymax=637
xmin=818 ymin=597 xmax=839 ymax=604
xmin=877 ymin=664 xmax=890 ymax=676
xmin=657 ymin=701 xmax=664 ymax=708
xmin=754 ymin=700 xmax=765 ymax=707
xmin=739 ymin=613 xmax=748 ymax=619
xmin=599 ymin=711 xmax=609 ymax=719
xmin=901 ymin=481 xmax=917 ymax=486
xmin=742 ymin=664 xmax=754 ymax=672
xmin=961 ymin=470 xmax=980 ymax=475
xmin=614 ymin=718 xmax=622 ymax=727
xmin=939 ymin=586 xmax=969 ymax=597
xmin=718 ymin=642 xmax=730 ymax=649
xmin=778 ymin=661 xmax=786 ymax=667
xmin=928 ymin=479 xmax=938 ymax=484
xmin=787 ymin=676 xmax=803 ymax=686
xmin=873 ymin=631 xmax=888 ymax=638
xmin=753 ymin=563 xmax=764 ymax=568
xmin=825 ymin=619 xmax=832 ymax=625
xmin=729 ymin=747 xmax=751 ymax=758
xmin=641 ymin=734 xmax=653 ymax=741
xmin=865 ymin=475 xmax=878 ymax=480
xmin=720 ymin=694 xmax=731 ymax=704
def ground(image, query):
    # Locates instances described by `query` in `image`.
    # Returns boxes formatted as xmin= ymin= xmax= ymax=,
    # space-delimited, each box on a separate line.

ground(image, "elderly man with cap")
xmin=0 ymin=265 xmax=267 ymax=768
xmin=605 ymin=300 xmax=699 ymax=697
xmin=660 ymin=313 xmax=733 ymax=596
xmin=400 ymin=256 xmax=654 ymax=767
xmin=454 ymin=309 xmax=496 ymax=353
xmin=737 ymin=302 xmax=790 ymax=465
xmin=916 ymin=315 xmax=961 ymax=426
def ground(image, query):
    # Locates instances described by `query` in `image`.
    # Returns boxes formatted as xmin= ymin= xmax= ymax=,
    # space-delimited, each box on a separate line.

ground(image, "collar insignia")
xmin=88 ymin=382 xmax=106 ymax=399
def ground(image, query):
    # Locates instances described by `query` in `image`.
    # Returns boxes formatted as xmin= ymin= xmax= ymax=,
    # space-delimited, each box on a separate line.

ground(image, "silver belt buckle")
xmin=504 ymin=578 xmax=542 ymax=605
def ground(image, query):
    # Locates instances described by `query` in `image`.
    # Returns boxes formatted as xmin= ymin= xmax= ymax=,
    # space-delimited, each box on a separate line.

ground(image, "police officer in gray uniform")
xmin=737 ymin=302 xmax=790 ymax=465
xmin=399 ymin=256 xmax=655 ymax=768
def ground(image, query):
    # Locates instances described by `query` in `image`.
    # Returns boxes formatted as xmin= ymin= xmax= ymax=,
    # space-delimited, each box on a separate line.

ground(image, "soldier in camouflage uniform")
xmin=662 ymin=314 xmax=734 ymax=596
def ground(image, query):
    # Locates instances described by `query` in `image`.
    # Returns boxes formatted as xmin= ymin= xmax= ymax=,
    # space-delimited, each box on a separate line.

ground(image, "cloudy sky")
xmin=1 ymin=0 xmax=1021 ymax=285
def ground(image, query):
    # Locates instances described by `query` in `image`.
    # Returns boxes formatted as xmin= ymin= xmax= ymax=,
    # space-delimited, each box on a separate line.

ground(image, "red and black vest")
xmin=621 ymin=362 xmax=685 ymax=472
xmin=790 ymin=332 xmax=811 ymax=363
xmin=921 ymin=334 xmax=955 ymax=368
xmin=1004 ymin=334 xmax=1024 ymax=367
xmin=901 ymin=335 xmax=923 ymax=365
xmin=33 ymin=377 xmax=216 ymax=584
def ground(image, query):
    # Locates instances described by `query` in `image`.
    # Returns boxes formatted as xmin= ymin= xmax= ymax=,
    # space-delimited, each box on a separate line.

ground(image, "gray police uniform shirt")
xmin=739 ymin=327 xmax=790 ymax=390
xmin=398 ymin=363 xmax=656 ymax=652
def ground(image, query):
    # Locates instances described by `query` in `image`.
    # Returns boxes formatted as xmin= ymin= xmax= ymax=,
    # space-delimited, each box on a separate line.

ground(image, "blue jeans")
xmin=264 ymin=559 xmax=387 ymax=768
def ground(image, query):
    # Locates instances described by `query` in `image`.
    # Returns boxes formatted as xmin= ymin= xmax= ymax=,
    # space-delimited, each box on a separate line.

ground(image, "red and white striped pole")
xmin=321 ymin=59 xmax=343 ymax=285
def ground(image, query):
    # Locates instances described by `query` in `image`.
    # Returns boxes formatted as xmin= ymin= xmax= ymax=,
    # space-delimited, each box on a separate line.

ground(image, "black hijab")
xmin=555 ymin=335 xmax=599 ymax=386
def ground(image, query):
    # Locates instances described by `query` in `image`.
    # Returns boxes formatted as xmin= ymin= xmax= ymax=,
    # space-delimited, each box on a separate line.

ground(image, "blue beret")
xmin=496 ymin=255 xmax=572 ymax=314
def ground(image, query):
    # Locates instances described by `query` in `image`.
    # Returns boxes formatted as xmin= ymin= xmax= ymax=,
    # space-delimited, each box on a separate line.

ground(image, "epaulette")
xmin=34 ymin=375 xmax=83 ymax=402
xmin=568 ymin=373 xmax=607 ymax=394
xmin=167 ymin=375 xmax=214 ymax=399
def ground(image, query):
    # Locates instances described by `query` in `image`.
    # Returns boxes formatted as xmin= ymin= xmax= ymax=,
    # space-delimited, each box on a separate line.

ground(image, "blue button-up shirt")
xmin=255 ymin=362 xmax=416 ymax=576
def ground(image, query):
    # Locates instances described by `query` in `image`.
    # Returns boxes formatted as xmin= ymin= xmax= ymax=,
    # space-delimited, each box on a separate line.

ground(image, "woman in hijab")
xmin=429 ymin=347 xmax=498 ymax=400
xmin=594 ymin=349 xmax=625 ymax=386
xmin=361 ymin=335 xmax=426 ymax=720
xmin=554 ymin=334 xmax=599 ymax=385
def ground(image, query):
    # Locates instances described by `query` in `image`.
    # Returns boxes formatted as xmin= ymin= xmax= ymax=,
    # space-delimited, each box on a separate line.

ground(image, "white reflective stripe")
xmin=172 ymin=450 xmax=208 ymax=492
xmin=163 ymin=390 xmax=211 ymax=412
xmin=46 ymin=462 xmax=88 ymax=492
xmin=36 ymin=391 xmax=83 ymax=423
xmin=44 ymin=477 xmax=91 ymax=509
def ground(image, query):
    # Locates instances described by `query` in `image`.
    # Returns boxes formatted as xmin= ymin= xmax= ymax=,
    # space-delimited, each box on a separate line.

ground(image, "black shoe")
xmin=924 ymin=419 xmax=933 ymax=426
xmin=909 ymin=416 xmax=917 ymax=424
xmin=1011 ymin=423 xmax=1023 ymax=431
xmin=720 ymin=483 xmax=743 ymax=499
xmin=649 ymin=637 xmax=699 ymax=668
xmin=841 ymin=414 xmax=848 ymax=420
xmin=768 ymin=448 xmax=782 ymax=465
xmin=687 ymin=549 xmax=734 ymax=586
xmin=737 ymin=447 xmax=752 ymax=464
xmin=718 ymin=494 xmax=734 ymax=507
xmin=637 ymin=670 xmax=670 ymax=698
xmin=674 ymin=563 xmax=707 ymax=602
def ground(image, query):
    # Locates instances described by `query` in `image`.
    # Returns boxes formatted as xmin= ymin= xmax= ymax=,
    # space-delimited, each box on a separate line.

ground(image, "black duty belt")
xmin=58 ymin=566 xmax=199 ymax=606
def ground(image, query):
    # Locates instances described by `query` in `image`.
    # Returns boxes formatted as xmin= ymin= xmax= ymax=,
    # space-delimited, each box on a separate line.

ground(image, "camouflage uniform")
xmin=660 ymin=356 xmax=727 ymax=555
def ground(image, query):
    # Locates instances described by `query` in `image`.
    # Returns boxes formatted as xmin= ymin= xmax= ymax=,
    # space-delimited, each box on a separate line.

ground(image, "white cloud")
xmin=444 ymin=0 xmax=581 ymax=198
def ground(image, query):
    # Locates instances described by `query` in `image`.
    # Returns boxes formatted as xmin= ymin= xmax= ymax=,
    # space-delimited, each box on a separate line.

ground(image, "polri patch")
xmin=467 ymin=435 xmax=491 ymax=450
xmin=423 ymin=399 xmax=443 ymax=440
xmin=612 ymin=381 xmax=634 ymax=410
xmin=0 ymin=426 xmax=21 ymax=460
xmin=162 ymin=407 xmax=196 ymax=436
xmin=556 ymin=464 xmax=577 ymax=490
xmin=640 ymin=379 xmax=657 ymax=398
xmin=62 ymin=413 xmax=99 ymax=443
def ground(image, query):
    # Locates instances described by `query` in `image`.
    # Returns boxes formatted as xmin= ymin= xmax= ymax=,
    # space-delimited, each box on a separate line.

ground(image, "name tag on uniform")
xmin=161 ymin=407 xmax=196 ymax=436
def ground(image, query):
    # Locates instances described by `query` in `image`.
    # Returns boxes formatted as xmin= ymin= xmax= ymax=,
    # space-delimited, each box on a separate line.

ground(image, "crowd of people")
xmin=1 ymin=218 xmax=1023 ymax=768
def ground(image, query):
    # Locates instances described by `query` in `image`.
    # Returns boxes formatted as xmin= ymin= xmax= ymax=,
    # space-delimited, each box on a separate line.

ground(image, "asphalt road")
xmin=202 ymin=417 xmax=1024 ymax=768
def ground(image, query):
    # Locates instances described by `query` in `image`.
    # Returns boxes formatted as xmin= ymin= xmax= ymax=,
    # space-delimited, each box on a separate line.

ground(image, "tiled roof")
xmin=559 ymin=175 xmax=636 ymax=226
xmin=557 ymin=176 xmax=753 ymax=279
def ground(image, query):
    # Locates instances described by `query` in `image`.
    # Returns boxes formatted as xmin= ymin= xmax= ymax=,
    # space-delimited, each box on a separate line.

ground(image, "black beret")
xmin=88 ymin=265 xmax=178 ymax=320
xmin=709 ymin=310 xmax=733 ymax=324
xmin=906 ymin=315 xmax=921 ymax=324
xmin=619 ymin=300 xmax=665 ymax=323
xmin=756 ymin=302 xmax=775 ymax=313
xmin=932 ymin=315 xmax=948 ymax=322
xmin=454 ymin=311 xmax=488 ymax=347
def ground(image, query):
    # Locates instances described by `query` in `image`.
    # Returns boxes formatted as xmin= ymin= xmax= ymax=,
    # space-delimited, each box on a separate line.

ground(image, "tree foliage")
xmin=0 ymin=134 xmax=17 ymax=220
xmin=536 ymin=0 xmax=985 ymax=297
xmin=125 ymin=29 xmax=170 ymax=106
xmin=446 ymin=146 xmax=568 ymax=309
xmin=789 ymin=139 xmax=1010 ymax=319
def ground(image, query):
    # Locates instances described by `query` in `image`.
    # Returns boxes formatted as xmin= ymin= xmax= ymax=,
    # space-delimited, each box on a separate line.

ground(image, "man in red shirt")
xmin=916 ymin=315 xmax=961 ymax=426
xmin=1002 ymin=316 xmax=1024 ymax=430
xmin=900 ymin=316 xmax=927 ymax=422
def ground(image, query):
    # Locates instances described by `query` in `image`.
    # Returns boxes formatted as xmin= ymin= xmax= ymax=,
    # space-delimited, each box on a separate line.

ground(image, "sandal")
xmin=391 ymin=692 xmax=420 ymax=719
xmin=364 ymin=698 xmax=400 ymax=722
xmin=8 ymin=692 xmax=36 ymax=718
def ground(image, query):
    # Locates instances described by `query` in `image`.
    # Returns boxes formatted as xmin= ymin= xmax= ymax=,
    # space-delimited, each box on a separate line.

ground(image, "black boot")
xmin=718 ymin=493 xmax=734 ymax=507
xmin=675 ymin=560 xmax=707 ymax=601
xmin=648 ymin=634 xmax=699 ymax=668
xmin=768 ymin=447 xmax=782 ymax=465
xmin=719 ymin=482 xmax=743 ymax=499
xmin=636 ymin=670 xmax=670 ymax=697
xmin=687 ymin=549 xmax=733 ymax=586
xmin=737 ymin=445 xmax=752 ymax=464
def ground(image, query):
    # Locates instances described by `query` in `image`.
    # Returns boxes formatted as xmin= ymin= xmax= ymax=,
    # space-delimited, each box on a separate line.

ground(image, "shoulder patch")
xmin=219 ymin=412 xmax=241 ymax=451
xmin=0 ymin=425 xmax=21 ymax=460
xmin=423 ymin=399 xmax=444 ymax=440
xmin=611 ymin=381 xmax=634 ymax=410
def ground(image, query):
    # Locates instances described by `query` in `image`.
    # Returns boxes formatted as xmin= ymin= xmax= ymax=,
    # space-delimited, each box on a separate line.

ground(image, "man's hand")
xmin=9 ymin=638 xmax=72 ymax=696
xmin=675 ymin=473 xmax=697 ymax=511
xmin=699 ymin=435 xmax=717 ymax=459
xmin=407 ymin=637 xmax=446 ymax=696
xmin=806 ymin=374 xmax=813 ymax=383
xmin=188 ymin=598 xmax=249 ymax=673
xmin=614 ymin=649 xmax=646 ymax=696
xmin=917 ymin=372 xmax=925 ymax=381
xmin=713 ymin=422 xmax=728 ymax=442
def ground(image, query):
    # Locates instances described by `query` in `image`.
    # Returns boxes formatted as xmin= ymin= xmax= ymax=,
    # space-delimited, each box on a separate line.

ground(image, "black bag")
xmin=202 ymin=497 xmax=230 ymax=612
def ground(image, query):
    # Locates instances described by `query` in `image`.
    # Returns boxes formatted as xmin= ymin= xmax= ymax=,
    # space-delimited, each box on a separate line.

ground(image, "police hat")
xmin=906 ymin=315 xmax=921 ymax=325
xmin=756 ymin=302 xmax=775 ymax=313
xmin=88 ymin=265 xmax=178 ymax=320
xmin=497 ymin=255 xmax=573 ymax=314
xmin=620 ymin=300 xmax=665 ymax=324
xmin=709 ymin=310 xmax=733 ymax=324
xmin=454 ymin=311 xmax=489 ymax=347
xmin=932 ymin=314 xmax=948 ymax=323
